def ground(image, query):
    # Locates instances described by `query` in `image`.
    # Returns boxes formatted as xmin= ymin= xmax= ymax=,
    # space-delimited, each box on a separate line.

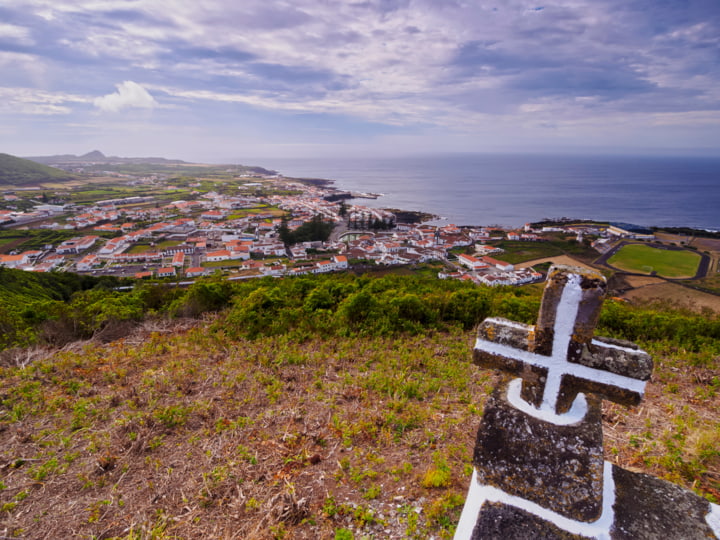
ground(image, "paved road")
xmin=329 ymin=219 xmax=349 ymax=242
xmin=329 ymin=219 xmax=378 ymax=242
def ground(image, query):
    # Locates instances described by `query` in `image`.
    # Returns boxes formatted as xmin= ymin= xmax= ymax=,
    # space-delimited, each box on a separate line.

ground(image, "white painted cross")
xmin=474 ymin=265 xmax=652 ymax=424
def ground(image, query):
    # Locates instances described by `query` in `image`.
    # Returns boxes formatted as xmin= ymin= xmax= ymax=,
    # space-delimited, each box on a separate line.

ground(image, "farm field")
xmin=622 ymin=281 xmax=720 ymax=313
xmin=607 ymin=244 xmax=701 ymax=278
xmin=492 ymin=241 xmax=564 ymax=264
xmin=227 ymin=205 xmax=284 ymax=219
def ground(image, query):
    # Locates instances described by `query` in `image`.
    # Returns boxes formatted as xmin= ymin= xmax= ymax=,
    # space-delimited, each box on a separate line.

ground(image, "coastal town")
xmin=0 ymin=167 xmax=653 ymax=287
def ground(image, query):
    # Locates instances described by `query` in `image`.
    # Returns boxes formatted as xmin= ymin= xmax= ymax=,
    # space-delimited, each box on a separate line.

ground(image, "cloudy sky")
xmin=1 ymin=0 xmax=719 ymax=161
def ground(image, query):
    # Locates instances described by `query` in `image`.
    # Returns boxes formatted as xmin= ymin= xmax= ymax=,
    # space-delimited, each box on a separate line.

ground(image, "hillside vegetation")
xmin=0 ymin=270 xmax=718 ymax=538
xmin=0 ymin=267 xmax=126 ymax=350
xmin=0 ymin=153 xmax=76 ymax=186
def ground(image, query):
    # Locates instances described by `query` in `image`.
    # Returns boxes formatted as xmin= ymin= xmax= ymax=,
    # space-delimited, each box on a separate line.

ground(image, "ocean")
xmin=250 ymin=154 xmax=720 ymax=230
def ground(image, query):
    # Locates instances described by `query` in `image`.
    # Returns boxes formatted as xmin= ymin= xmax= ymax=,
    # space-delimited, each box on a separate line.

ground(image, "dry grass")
xmin=623 ymin=282 xmax=720 ymax=313
xmin=603 ymin=343 xmax=720 ymax=501
xmin=0 ymin=323 xmax=490 ymax=539
xmin=621 ymin=275 xmax=666 ymax=289
xmin=0 ymin=316 xmax=717 ymax=539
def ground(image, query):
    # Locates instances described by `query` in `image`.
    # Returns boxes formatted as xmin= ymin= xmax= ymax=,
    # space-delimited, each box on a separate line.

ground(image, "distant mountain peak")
xmin=80 ymin=150 xmax=106 ymax=159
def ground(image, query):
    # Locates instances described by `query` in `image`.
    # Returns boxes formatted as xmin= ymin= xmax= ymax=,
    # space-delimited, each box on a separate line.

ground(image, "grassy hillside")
xmin=0 ymin=153 xmax=76 ymax=186
xmin=0 ymin=271 xmax=718 ymax=538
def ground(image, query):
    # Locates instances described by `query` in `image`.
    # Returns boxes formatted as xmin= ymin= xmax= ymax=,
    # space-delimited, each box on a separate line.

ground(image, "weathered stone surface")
xmin=476 ymin=317 xmax=534 ymax=351
xmin=474 ymin=318 xmax=547 ymax=407
xmin=473 ymin=379 xmax=604 ymax=522
xmin=611 ymin=465 xmax=717 ymax=539
xmin=471 ymin=502 xmax=592 ymax=540
xmin=556 ymin=374 xmax=644 ymax=413
xmin=568 ymin=337 xmax=652 ymax=379
xmin=534 ymin=265 xmax=607 ymax=355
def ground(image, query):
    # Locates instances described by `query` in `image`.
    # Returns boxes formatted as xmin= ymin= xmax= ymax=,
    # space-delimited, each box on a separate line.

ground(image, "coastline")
xmin=283 ymin=173 xmax=720 ymax=236
xmin=263 ymin=154 xmax=720 ymax=232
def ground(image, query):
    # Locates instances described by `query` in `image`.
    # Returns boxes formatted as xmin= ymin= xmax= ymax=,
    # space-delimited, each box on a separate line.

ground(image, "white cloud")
xmin=0 ymin=23 xmax=35 ymax=46
xmin=0 ymin=86 xmax=88 ymax=115
xmin=94 ymin=81 xmax=158 ymax=112
xmin=0 ymin=51 xmax=48 ymax=86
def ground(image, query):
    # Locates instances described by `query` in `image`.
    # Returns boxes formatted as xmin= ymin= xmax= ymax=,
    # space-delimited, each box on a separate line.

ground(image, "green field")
xmin=495 ymin=241 xmax=565 ymax=264
xmin=156 ymin=240 xmax=182 ymax=249
xmin=607 ymin=243 xmax=701 ymax=278
xmin=126 ymin=244 xmax=153 ymax=254
xmin=227 ymin=205 xmax=283 ymax=220
xmin=202 ymin=259 xmax=245 ymax=268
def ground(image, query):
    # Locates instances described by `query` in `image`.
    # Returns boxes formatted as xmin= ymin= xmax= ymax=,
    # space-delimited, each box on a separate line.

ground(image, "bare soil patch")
xmin=623 ymin=281 xmax=720 ymax=313
xmin=622 ymin=275 xmax=665 ymax=289
xmin=0 ymin=237 xmax=30 ymax=255
xmin=652 ymin=232 xmax=691 ymax=245
xmin=688 ymin=237 xmax=720 ymax=252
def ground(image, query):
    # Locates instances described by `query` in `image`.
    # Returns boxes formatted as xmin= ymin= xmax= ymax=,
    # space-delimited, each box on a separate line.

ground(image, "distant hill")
xmin=79 ymin=150 xmax=106 ymax=160
xmin=26 ymin=150 xmax=189 ymax=167
xmin=25 ymin=150 xmax=278 ymax=176
xmin=0 ymin=153 xmax=77 ymax=186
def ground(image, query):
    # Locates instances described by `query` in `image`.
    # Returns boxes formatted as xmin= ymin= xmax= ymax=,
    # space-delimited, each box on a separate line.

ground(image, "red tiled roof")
xmin=207 ymin=249 xmax=230 ymax=258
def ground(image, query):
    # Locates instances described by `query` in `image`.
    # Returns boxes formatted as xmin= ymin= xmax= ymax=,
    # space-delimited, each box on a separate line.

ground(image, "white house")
xmin=171 ymin=252 xmax=185 ymax=267
xmin=185 ymin=267 xmax=208 ymax=278
xmin=56 ymin=235 xmax=99 ymax=255
xmin=290 ymin=246 xmax=307 ymax=258
xmin=0 ymin=253 xmax=30 ymax=268
xmin=156 ymin=267 xmax=176 ymax=278
xmin=475 ymin=244 xmax=505 ymax=256
xmin=478 ymin=273 xmax=513 ymax=286
xmin=200 ymin=210 xmax=225 ymax=220
xmin=458 ymin=253 xmax=489 ymax=271
xmin=333 ymin=255 xmax=348 ymax=269
xmin=261 ymin=264 xmax=285 ymax=276
xmin=76 ymin=254 xmax=101 ymax=272
xmin=98 ymin=237 xmax=128 ymax=257
xmin=205 ymin=249 xmax=231 ymax=262
xmin=228 ymin=245 xmax=251 ymax=260
xmin=480 ymin=256 xmax=514 ymax=272
xmin=312 ymin=260 xmax=335 ymax=274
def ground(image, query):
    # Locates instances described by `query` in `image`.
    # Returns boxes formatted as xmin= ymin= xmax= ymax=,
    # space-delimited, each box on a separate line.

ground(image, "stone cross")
xmin=473 ymin=264 xmax=651 ymax=421
xmin=455 ymin=265 xmax=720 ymax=539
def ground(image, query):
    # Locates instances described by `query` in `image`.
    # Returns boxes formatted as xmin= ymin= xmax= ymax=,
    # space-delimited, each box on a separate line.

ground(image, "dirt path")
xmin=515 ymin=255 xmax=598 ymax=272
